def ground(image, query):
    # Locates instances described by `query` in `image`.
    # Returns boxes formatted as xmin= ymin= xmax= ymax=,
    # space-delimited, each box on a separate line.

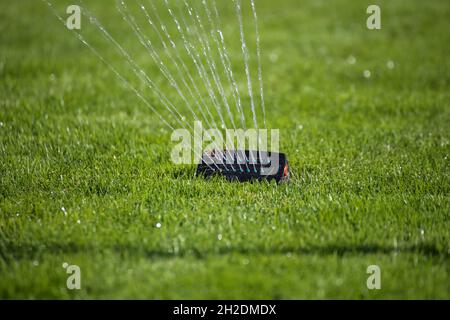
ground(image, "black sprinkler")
xmin=196 ymin=150 xmax=290 ymax=183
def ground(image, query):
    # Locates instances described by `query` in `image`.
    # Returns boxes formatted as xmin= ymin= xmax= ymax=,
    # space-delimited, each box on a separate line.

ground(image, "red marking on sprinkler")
xmin=283 ymin=163 xmax=289 ymax=177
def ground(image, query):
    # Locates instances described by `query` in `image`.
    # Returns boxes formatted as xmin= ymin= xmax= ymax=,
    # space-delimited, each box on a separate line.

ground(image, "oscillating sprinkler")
xmin=196 ymin=149 xmax=290 ymax=183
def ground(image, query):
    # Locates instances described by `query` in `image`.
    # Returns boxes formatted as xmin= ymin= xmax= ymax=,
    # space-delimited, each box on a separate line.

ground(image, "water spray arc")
xmin=44 ymin=0 xmax=289 ymax=182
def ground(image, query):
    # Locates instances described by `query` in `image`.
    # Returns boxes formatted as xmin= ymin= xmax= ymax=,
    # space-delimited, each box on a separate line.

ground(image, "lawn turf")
xmin=0 ymin=0 xmax=449 ymax=298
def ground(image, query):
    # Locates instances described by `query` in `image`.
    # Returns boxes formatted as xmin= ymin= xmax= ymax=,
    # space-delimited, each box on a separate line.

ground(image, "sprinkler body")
xmin=196 ymin=150 xmax=289 ymax=183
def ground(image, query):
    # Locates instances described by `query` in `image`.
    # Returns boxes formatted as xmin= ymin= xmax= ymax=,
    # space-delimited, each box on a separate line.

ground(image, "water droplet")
xmin=156 ymin=222 xmax=162 ymax=228
xmin=363 ymin=70 xmax=371 ymax=78
xmin=269 ymin=52 xmax=279 ymax=63
xmin=347 ymin=55 xmax=356 ymax=65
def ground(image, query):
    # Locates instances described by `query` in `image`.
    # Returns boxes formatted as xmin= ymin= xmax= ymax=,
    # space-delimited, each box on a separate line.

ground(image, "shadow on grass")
xmin=1 ymin=241 xmax=447 ymax=263
xmin=168 ymin=166 xmax=196 ymax=180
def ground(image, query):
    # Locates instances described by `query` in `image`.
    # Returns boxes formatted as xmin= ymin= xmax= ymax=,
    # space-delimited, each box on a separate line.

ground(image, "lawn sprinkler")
xmin=196 ymin=149 xmax=290 ymax=183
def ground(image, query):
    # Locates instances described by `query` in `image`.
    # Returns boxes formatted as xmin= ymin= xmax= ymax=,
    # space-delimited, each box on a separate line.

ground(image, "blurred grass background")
xmin=0 ymin=0 xmax=449 ymax=298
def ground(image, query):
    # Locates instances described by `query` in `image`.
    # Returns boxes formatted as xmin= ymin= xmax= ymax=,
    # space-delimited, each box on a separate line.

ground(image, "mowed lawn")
xmin=0 ymin=0 xmax=449 ymax=299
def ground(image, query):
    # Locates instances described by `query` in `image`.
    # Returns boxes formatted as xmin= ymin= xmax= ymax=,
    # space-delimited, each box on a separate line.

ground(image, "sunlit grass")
xmin=0 ymin=0 xmax=449 ymax=298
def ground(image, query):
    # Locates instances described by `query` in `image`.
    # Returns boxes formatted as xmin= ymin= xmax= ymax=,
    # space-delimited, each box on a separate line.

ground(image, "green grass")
xmin=0 ymin=0 xmax=449 ymax=299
